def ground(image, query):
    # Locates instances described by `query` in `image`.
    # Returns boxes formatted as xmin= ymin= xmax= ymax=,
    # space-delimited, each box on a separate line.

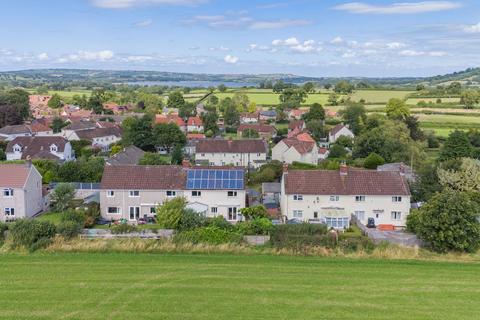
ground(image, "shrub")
xmin=157 ymin=197 xmax=187 ymax=229
xmin=405 ymin=209 xmax=421 ymax=234
xmin=270 ymin=223 xmax=329 ymax=248
xmin=177 ymin=209 xmax=207 ymax=232
xmin=111 ymin=224 xmax=138 ymax=234
xmin=50 ymin=183 xmax=75 ymax=212
xmin=0 ymin=222 xmax=8 ymax=240
xmin=236 ymin=218 xmax=273 ymax=235
xmin=364 ymin=152 xmax=385 ymax=169
xmin=9 ymin=219 xmax=56 ymax=249
xmin=206 ymin=216 xmax=233 ymax=230
xmin=84 ymin=203 xmax=100 ymax=228
xmin=174 ymin=226 xmax=242 ymax=245
xmin=239 ymin=206 xmax=268 ymax=220
xmin=57 ymin=220 xmax=83 ymax=239
xmin=28 ymin=237 xmax=53 ymax=252
xmin=60 ymin=209 xmax=85 ymax=225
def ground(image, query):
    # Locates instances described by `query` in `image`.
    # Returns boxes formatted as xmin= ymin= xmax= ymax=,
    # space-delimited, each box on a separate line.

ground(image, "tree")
xmin=232 ymin=92 xmax=250 ymax=112
xmin=439 ymin=130 xmax=473 ymax=161
xmin=306 ymin=121 xmax=325 ymax=141
xmin=363 ymin=152 xmax=385 ymax=169
xmin=303 ymin=103 xmax=325 ymax=122
xmin=0 ymin=88 xmax=30 ymax=120
xmin=460 ymin=89 xmax=479 ymax=109
xmin=279 ymin=88 xmax=307 ymax=108
xmin=416 ymin=84 xmax=425 ymax=91
xmin=72 ymin=94 xmax=88 ymax=109
xmin=122 ymin=115 xmax=155 ymax=151
xmin=47 ymin=93 xmax=63 ymax=109
xmin=446 ymin=82 xmax=461 ymax=95
xmin=87 ymin=90 xmax=105 ymax=114
xmin=0 ymin=104 xmax=22 ymax=128
xmin=156 ymin=197 xmax=187 ymax=229
xmin=242 ymin=128 xmax=259 ymax=138
xmin=201 ymin=111 xmax=219 ymax=135
xmin=324 ymin=83 xmax=332 ymax=90
xmin=217 ymin=84 xmax=227 ymax=92
xmin=407 ymin=190 xmax=480 ymax=253
xmin=302 ymin=82 xmax=315 ymax=93
xmin=437 ymin=158 xmax=480 ymax=192
xmin=327 ymin=93 xmax=339 ymax=106
xmin=273 ymin=80 xmax=287 ymax=93
xmin=50 ymin=183 xmax=75 ymax=212
xmin=223 ymin=101 xmax=240 ymax=126
xmin=167 ymin=91 xmax=185 ymax=109
xmin=139 ymin=152 xmax=169 ymax=165
xmin=328 ymin=144 xmax=347 ymax=159
xmin=386 ymin=98 xmax=410 ymax=121
xmin=334 ymin=81 xmax=354 ymax=94
xmin=153 ymin=122 xmax=186 ymax=153
xmin=239 ymin=205 xmax=268 ymax=220
xmin=339 ymin=102 xmax=367 ymax=135
xmin=171 ymin=144 xmax=184 ymax=165
xmin=50 ymin=117 xmax=67 ymax=133
xmin=404 ymin=115 xmax=425 ymax=141
xmin=178 ymin=102 xmax=196 ymax=118
xmin=410 ymin=162 xmax=442 ymax=202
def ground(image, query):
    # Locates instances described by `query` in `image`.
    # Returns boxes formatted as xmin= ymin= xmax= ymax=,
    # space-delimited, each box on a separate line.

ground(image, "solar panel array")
xmin=186 ymin=169 xmax=244 ymax=190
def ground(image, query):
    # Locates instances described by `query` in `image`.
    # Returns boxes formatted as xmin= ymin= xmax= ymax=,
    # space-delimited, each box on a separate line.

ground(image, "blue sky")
xmin=0 ymin=0 xmax=479 ymax=77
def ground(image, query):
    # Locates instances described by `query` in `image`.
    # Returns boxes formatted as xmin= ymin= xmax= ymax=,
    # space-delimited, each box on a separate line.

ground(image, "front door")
xmin=129 ymin=207 xmax=140 ymax=221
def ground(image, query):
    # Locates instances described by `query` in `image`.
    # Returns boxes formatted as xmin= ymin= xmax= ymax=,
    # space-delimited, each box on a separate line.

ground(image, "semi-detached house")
xmin=280 ymin=164 xmax=411 ymax=229
xmin=195 ymin=139 xmax=268 ymax=169
xmin=100 ymin=163 xmax=246 ymax=223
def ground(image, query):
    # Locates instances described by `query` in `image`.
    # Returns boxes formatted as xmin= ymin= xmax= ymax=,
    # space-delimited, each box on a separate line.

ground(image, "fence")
xmin=49 ymin=182 xmax=101 ymax=190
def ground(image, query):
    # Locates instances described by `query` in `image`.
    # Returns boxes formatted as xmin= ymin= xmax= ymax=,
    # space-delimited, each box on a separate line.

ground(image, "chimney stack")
xmin=182 ymin=159 xmax=191 ymax=168
xmin=399 ymin=163 xmax=406 ymax=176
xmin=339 ymin=162 xmax=348 ymax=176
xmin=283 ymin=163 xmax=289 ymax=173
xmin=25 ymin=155 xmax=32 ymax=168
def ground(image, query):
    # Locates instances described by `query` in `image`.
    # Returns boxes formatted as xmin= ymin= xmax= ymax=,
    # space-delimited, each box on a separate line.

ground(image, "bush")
xmin=60 ymin=209 xmax=85 ymax=225
xmin=174 ymin=226 xmax=242 ymax=245
xmin=9 ymin=219 xmax=56 ymax=249
xmin=28 ymin=237 xmax=53 ymax=252
xmin=50 ymin=183 xmax=75 ymax=212
xmin=206 ymin=216 xmax=233 ymax=230
xmin=405 ymin=209 xmax=421 ymax=234
xmin=57 ymin=220 xmax=83 ymax=239
xmin=111 ymin=224 xmax=138 ymax=234
xmin=84 ymin=203 xmax=100 ymax=228
xmin=0 ymin=222 xmax=8 ymax=240
xmin=236 ymin=218 xmax=273 ymax=235
xmin=364 ymin=152 xmax=385 ymax=169
xmin=157 ymin=197 xmax=187 ymax=229
xmin=270 ymin=223 xmax=329 ymax=248
xmin=177 ymin=209 xmax=207 ymax=232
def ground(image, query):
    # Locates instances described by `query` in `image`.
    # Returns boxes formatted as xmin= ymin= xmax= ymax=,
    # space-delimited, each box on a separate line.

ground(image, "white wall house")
xmin=0 ymin=163 xmax=44 ymax=222
xmin=0 ymin=125 xmax=32 ymax=141
xmin=328 ymin=124 xmax=355 ymax=143
xmin=69 ymin=127 xmax=122 ymax=151
xmin=100 ymin=164 xmax=246 ymax=223
xmin=195 ymin=139 xmax=268 ymax=169
xmin=187 ymin=117 xmax=204 ymax=133
xmin=6 ymin=136 xmax=74 ymax=161
xmin=280 ymin=164 xmax=411 ymax=229
xmin=272 ymin=136 xmax=319 ymax=165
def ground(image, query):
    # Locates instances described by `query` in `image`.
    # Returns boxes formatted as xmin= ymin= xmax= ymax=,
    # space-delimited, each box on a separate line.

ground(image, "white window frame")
xmin=392 ymin=196 xmax=402 ymax=203
xmin=211 ymin=207 xmax=218 ymax=214
xmin=129 ymin=190 xmax=140 ymax=197
xmin=354 ymin=211 xmax=365 ymax=221
xmin=391 ymin=211 xmax=402 ymax=221
xmin=166 ymin=190 xmax=176 ymax=197
xmin=293 ymin=210 xmax=303 ymax=218
xmin=106 ymin=190 xmax=115 ymax=198
xmin=227 ymin=191 xmax=237 ymax=197
xmin=329 ymin=195 xmax=339 ymax=202
xmin=227 ymin=207 xmax=237 ymax=221
xmin=325 ymin=217 xmax=349 ymax=229
xmin=191 ymin=190 xmax=201 ymax=197
xmin=293 ymin=194 xmax=303 ymax=201
xmin=355 ymin=195 xmax=365 ymax=202
xmin=150 ymin=207 xmax=156 ymax=214
xmin=107 ymin=207 xmax=121 ymax=215
xmin=128 ymin=206 xmax=140 ymax=221
xmin=3 ymin=188 xmax=14 ymax=197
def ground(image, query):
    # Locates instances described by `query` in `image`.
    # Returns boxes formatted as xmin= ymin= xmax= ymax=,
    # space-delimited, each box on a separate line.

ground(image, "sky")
xmin=0 ymin=0 xmax=479 ymax=77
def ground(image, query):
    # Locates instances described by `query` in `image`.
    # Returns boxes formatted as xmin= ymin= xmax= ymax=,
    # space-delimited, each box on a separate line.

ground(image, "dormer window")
xmin=13 ymin=145 xmax=21 ymax=152
xmin=50 ymin=144 xmax=58 ymax=152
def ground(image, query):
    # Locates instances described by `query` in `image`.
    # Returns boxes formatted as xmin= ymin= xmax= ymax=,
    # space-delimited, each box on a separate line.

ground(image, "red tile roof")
xmin=237 ymin=124 xmax=276 ymax=134
xmin=196 ymin=139 xmax=267 ymax=154
xmin=187 ymin=117 xmax=203 ymax=126
xmin=284 ymin=168 xmax=410 ymax=196
xmin=288 ymin=120 xmax=305 ymax=130
xmin=156 ymin=114 xmax=186 ymax=127
xmin=282 ymin=139 xmax=315 ymax=154
xmin=187 ymin=133 xmax=206 ymax=140
xmin=0 ymin=164 xmax=33 ymax=188
xmin=330 ymin=124 xmax=347 ymax=136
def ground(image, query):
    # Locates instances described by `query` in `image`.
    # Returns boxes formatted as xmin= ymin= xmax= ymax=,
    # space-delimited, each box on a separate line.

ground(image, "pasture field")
xmin=0 ymin=253 xmax=479 ymax=320
xmin=214 ymin=91 xmax=332 ymax=105
xmin=350 ymin=90 xmax=414 ymax=104
xmin=26 ymin=89 xmax=92 ymax=98
xmin=406 ymin=97 xmax=461 ymax=105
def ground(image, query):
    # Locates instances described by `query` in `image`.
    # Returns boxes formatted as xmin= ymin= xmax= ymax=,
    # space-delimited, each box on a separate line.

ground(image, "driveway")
xmin=364 ymin=228 xmax=422 ymax=246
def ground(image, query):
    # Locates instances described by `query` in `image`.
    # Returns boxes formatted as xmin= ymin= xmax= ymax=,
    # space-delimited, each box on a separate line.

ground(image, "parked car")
xmin=366 ymin=218 xmax=376 ymax=228
xmin=96 ymin=218 xmax=111 ymax=225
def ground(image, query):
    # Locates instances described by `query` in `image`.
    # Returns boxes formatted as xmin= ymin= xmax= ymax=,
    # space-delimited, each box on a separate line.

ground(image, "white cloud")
xmin=90 ymin=0 xmax=207 ymax=9
xmin=37 ymin=53 xmax=49 ymax=61
xmin=333 ymin=1 xmax=461 ymax=14
xmin=464 ymin=22 xmax=480 ymax=34
xmin=224 ymin=55 xmax=239 ymax=64
xmin=134 ymin=19 xmax=153 ymax=27
xmin=271 ymin=37 xmax=320 ymax=54
xmin=209 ymin=46 xmax=230 ymax=51
xmin=330 ymin=36 xmax=344 ymax=44
xmin=249 ymin=19 xmax=311 ymax=30
xmin=272 ymin=37 xmax=300 ymax=46
xmin=399 ymin=49 xmax=447 ymax=57
xmin=67 ymin=50 xmax=114 ymax=61
xmin=257 ymin=2 xmax=288 ymax=9
xmin=386 ymin=42 xmax=407 ymax=49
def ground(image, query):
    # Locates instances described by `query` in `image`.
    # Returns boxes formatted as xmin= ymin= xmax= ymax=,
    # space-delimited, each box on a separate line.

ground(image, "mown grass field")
xmin=214 ymin=91 xmax=333 ymax=106
xmin=0 ymin=253 xmax=479 ymax=319
xmin=26 ymin=89 xmax=92 ymax=98
xmin=350 ymin=90 xmax=414 ymax=104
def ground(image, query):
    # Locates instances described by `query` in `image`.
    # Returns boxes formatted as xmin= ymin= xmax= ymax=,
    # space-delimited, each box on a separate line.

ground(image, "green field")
xmin=26 ymin=89 xmax=92 ymax=98
xmin=1 ymin=253 xmax=479 ymax=319
xmin=214 ymin=91 xmax=332 ymax=106
xmin=351 ymin=90 xmax=414 ymax=104
xmin=406 ymin=97 xmax=461 ymax=105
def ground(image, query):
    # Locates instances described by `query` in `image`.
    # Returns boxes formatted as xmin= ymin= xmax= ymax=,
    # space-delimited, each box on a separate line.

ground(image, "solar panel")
xmin=185 ymin=169 xmax=244 ymax=190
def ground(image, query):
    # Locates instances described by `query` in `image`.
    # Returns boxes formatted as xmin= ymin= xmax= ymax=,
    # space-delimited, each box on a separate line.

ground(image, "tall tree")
xmin=122 ymin=115 xmax=155 ymax=151
xmin=167 ymin=91 xmax=185 ymax=109
xmin=201 ymin=111 xmax=219 ymax=135
xmin=0 ymin=105 xmax=22 ymax=128
xmin=153 ymin=122 xmax=186 ymax=153
xmin=224 ymin=101 xmax=240 ymax=126
xmin=303 ymin=103 xmax=325 ymax=122
xmin=439 ymin=130 xmax=473 ymax=161
xmin=0 ymin=88 xmax=30 ymax=120
xmin=334 ymin=81 xmax=354 ymax=94
xmin=339 ymin=102 xmax=367 ymax=135
xmin=47 ymin=93 xmax=63 ymax=109
xmin=386 ymin=98 xmax=410 ymax=121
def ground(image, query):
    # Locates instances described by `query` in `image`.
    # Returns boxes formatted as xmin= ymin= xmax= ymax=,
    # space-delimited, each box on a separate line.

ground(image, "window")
xmin=329 ymin=195 xmax=339 ymax=201
xmin=3 ymin=188 xmax=14 ymax=197
xmin=201 ymin=153 xmax=205 ymax=157
xmin=293 ymin=194 xmax=303 ymax=201
xmin=150 ymin=207 xmax=156 ymax=214
xmin=191 ymin=191 xmax=201 ymax=197
xmin=227 ymin=191 xmax=237 ymax=197
xmin=14 ymin=146 xmax=21 ymax=152
xmin=354 ymin=211 xmax=365 ymax=221
xmin=293 ymin=210 xmax=303 ymax=218
xmin=129 ymin=190 xmax=140 ymax=197
xmin=107 ymin=207 xmax=120 ymax=214
xmin=391 ymin=211 xmax=402 ymax=220
xmin=50 ymin=145 xmax=58 ymax=152
xmin=355 ymin=196 xmax=365 ymax=202
xmin=392 ymin=196 xmax=402 ymax=202
xmin=106 ymin=190 xmax=115 ymax=197
xmin=228 ymin=207 xmax=237 ymax=221
xmin=211 ymin=207 xmax=218 ymax=214
xmin=166 ymin=190 xmax=176 ymax=197
xmin=313 ymin=211 xmax=318 ymax=219
xmin=325 ymin=217 xmax=349 ymax=229
xmin=4 ymin=208 xmax=15 ymax=216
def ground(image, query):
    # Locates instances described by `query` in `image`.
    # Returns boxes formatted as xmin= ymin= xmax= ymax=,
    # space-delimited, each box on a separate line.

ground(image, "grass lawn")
xmin=26 ymin=89 xmax=92 ymax=98
xmin=36 ymin=212 xmax=63 ymax=225
xmin=214 ymin=91 xmax=332 ymax=106
xmin=350 ymin=90 xmax=414 ymax=104
xmin=0 ymin=253 xmax=479 ymax=319
xmin=406 ymin=97 xmax=461 ymax=105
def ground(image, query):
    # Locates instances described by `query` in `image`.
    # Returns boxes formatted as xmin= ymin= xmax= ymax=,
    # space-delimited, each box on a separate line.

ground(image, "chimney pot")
xmin=182 ymin=159 xmax=191 ymax=168
xmin=399 ymin=163 xmax=406 ymax=176
xmin=339 ymin=163 xmax=348 ymax=176
xmin=283 ymin=163 xmax=289 ymax=173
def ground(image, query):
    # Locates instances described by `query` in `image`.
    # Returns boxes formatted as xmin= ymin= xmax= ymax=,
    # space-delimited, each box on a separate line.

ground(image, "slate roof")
xmin=237 ymin=124 xmax=276 ymax=134
xmin=0 ymin=125 xmax=31 ymax=135
xmin=6 ymin=136 xmax=68 ymax=160
xmin=0 ymin=164 xmax=33 ymax=188
xmin=284 ymin=168 xmax=410 ymax=196
xmin=75 ymin=127 xmax=122 ymax=141
xmin=262 ymin=182 xmax=281 ymax=194
xmin=106 ymin=146 xmax=145 ymax=166
xmin=196 ymin=139 xmax=267 ymax=154
xmin=330 ymin=124 xmax=348 ymax=136
xmin=63 ymin=121 xmax=97 ymax=131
